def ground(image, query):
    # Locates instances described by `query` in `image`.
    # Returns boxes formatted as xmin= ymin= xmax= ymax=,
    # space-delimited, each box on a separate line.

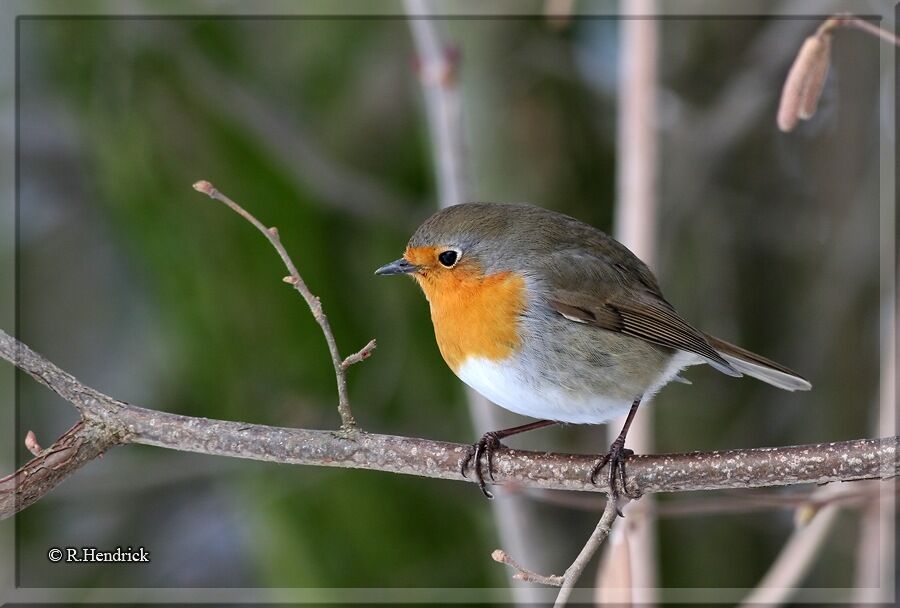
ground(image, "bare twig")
xmin=404 ymin=4 xmax=545 ymax=604
xmin=594 ymin=519 xmax=632 ymax=605
xmin=341 ymin=339 xmax=378 ymax=370
xmin=404 ymin=0 xmax=466 ymax=207
xmin=2 ymin=327 xmax=896 ymax=522
xmin=604 ymin=0 xmax=660 ymax=600
xmin=553 ymin=498 xmax=620 ymax=607
xmin=853 ymin=497 xmax=895 ymax=603
xmin=192 ymin=180 xmax=367 ymax=431
xmin=827 ymin=13 xmax=900 ymax=46
xmin=853 ymin=319 xmax=894 ymax=603
xmin=492 ymin=550 xmax=564 ymax=586
xmin=492 ymin=496 xmax=620 ymax=606
xmin=738 ymin=484 xmax=844 ymax=607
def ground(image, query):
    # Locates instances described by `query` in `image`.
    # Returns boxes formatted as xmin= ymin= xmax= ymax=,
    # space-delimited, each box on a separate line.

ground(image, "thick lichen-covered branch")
xmin=1 ymin=328 xmax=895 ymax=522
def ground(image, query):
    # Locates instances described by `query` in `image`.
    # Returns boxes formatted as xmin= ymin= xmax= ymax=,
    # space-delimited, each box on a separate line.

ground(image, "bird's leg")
xmin=590 ymin=396 xmax=642 ymax=516
xmin=461 ymin=419 xmax=557 ymax=498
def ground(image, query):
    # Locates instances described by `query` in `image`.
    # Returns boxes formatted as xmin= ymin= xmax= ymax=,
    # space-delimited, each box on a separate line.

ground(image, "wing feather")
xmin=549 ymin=291 xmax=740 ymax=377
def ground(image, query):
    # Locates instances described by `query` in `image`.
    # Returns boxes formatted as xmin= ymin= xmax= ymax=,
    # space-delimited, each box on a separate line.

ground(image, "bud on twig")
xmin=777 ymin=32 xmax=832 ymax=132
xmin=192 ymin=180 xmax=216 ymax=197
xmin=24 ymin=430 xmax=42 ymax=456
xmin=777 ymin=13 xmax=900 ymax=132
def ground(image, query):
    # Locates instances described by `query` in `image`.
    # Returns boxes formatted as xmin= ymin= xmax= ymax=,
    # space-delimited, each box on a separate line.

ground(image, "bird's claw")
xmin=460 ymin=431 xmax=503 ymax=498
xmin=590 ymin=438 xmax=634 ymax=517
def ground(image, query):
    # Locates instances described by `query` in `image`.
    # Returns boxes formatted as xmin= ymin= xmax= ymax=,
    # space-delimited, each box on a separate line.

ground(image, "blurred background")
xmin=7 ymin=2 xmax=889 ymax=603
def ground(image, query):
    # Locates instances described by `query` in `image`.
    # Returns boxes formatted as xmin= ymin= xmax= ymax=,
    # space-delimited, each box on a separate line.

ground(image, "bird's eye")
xmin=438 ymin=249 xmax=459 ymax=268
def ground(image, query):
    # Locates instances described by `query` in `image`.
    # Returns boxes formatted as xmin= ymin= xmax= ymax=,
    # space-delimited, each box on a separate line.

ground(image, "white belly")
xmin=455 ymin=352 xmax=697 ymax=424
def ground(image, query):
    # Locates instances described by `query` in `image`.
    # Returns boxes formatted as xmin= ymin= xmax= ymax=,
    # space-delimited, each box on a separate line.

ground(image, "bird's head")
xmin=374 ymin=203 xmax=524 ymax=296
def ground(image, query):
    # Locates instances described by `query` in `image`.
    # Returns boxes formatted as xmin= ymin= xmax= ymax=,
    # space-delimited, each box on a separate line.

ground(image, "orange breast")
xmin=414 ymin=266 xmax=526 ymax=372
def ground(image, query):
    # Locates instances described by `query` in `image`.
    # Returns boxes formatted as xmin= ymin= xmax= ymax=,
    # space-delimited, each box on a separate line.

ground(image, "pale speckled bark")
xmin=1 ymin=328 xmax=896 ymax=521
xmin=0 ymin=420 xmax=122 ymax=518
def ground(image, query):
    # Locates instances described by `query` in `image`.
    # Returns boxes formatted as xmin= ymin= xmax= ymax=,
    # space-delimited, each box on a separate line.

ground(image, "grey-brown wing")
xmin=549 ymin=289 xmax=740 ymax=377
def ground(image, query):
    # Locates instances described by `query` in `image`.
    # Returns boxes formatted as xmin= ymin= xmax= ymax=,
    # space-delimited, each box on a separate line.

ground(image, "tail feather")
xmin=705 ymin=335 xmax=812 ymax=392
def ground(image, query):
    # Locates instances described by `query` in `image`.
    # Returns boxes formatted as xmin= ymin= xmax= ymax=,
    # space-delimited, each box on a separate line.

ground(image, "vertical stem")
xmin=553 ymin=498 xmax=619 ymax=607
xmin=405 ymin=0 xmax=467 ymax=207
xmin=404 ymin=2 xmax=542 ymax=604
xmin=852 ymin=306 xmax=896 ymax=602
xmin=853 ymin=23 xmax=898 ymax=594
xmin=604 ymin=0 xmax=660 ymax=602
xmin=738 ymin=484 xmax=843 ymax=607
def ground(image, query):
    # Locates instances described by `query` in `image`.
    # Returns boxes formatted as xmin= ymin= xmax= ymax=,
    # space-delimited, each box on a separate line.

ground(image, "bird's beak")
xmin=374 ymin=258 xmax=420 ymax=276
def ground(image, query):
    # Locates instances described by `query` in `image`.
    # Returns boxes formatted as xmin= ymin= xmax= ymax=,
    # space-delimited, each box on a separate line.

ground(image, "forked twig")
xmin=554 ymin=497 xmax=621 ymax=606
xmin=491 ymin=549 xmax=564 ymax=586
xmin=192 ymin=180 xmax=373 ymax=431
xmin=493 ymin=497 xmax=621 ymax=607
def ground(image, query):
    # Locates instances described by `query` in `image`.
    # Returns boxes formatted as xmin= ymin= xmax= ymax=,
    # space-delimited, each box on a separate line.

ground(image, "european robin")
xmin=376 ymin=203 xmax=810 ymax=507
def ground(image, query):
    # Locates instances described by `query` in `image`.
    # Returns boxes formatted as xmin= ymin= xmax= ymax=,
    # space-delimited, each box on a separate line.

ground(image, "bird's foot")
xmin=460 ymin=431 xmax=504 ymax=499
xmin=590 ymin=437 xmax=634 ymax=517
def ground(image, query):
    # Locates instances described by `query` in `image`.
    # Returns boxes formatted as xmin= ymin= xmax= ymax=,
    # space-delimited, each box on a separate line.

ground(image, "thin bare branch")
xmin=2 ymin=328 xmax=896 ymax=522
xmin=342 ymin=339 xmax=378 ymax=370
xmin=404 ymin=4 xmax=545 ymax=605
xmin=491 ymin=550 xmax=564 ymax=586
xmin=827 ymin=13 xmax=900 ymax=46
xmin=192 ymin=180 xmax=367 ymax=430
xmin=404 ymin=0 xmax=466 ymax=207
xmin=492 ymin=496 xmax=621 ymax=604
xmin=594 ymin=520 xmax=633 ymax=605
xmin=553 ymin=498 xmax=620 ymax=607
xmin=738 ymin=484 xmax=844 ymax=607
xmin=853 ymin=314 xmax=896 ymax=603
xmin=606 ymin=0 xmax=660 ymax=599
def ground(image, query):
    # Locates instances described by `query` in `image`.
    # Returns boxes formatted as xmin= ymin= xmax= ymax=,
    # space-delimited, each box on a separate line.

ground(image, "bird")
xmin=375 ymin=203 xmax=811 ymax=510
